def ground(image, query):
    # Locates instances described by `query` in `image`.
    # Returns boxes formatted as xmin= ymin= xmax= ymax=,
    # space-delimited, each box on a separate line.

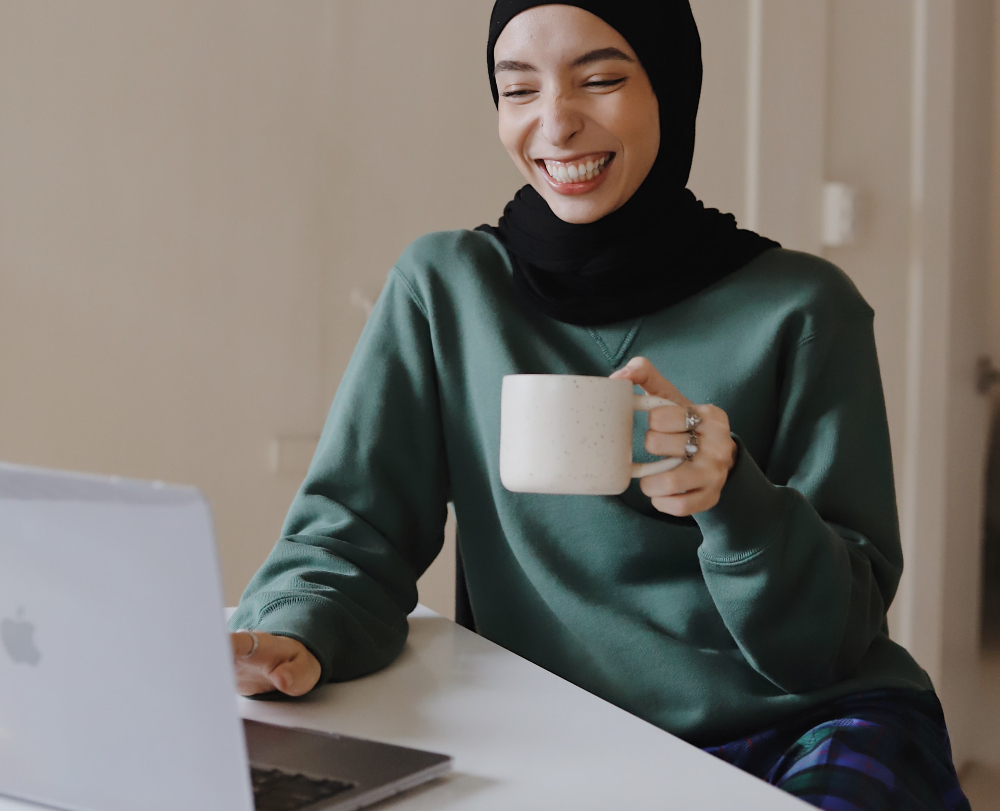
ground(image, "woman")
xmin=229 ymin=2 xmax=970 ymax=808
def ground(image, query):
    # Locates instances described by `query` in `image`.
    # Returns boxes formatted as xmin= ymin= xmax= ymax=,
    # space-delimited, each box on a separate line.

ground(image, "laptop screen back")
xmin=0 ymin=464 xmax=253 ymax=811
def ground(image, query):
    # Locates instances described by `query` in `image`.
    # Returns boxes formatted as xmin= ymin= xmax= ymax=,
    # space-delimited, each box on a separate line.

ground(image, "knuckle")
xmin=644 ymin=430 xmax=659 ymax=453
xmin=648 ymin=408 xmax=671 ymax=431
xmin=707 ymin=405 xmax=730 ymax=428
xmin=650 ymin=497 xmax=673 ymax=515
xmin=639 ymin=473 xmax=666 ymax=498
xmin=672 ymin=498 xmax=694 ymax=517
xmin=641 ymin=471 xmax=674 ymax=497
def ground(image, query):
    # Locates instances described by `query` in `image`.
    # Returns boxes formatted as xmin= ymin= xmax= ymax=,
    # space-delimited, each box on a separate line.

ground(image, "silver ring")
xmin=684 ymin=431 xmax=700 ymax=461
xmin=240 ymin=630 xmax=259 ymax=659
xmin=685 ymin=408 xmax=702 ymax=431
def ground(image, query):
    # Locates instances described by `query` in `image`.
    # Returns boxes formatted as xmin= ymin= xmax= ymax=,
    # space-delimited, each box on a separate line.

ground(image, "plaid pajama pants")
xmin=703 ymin=690 xmax=970 ymax=810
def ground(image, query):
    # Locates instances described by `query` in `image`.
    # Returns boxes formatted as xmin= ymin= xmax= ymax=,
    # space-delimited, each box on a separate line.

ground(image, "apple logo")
xmin=1 ymin=608 xmax=41 ymax=666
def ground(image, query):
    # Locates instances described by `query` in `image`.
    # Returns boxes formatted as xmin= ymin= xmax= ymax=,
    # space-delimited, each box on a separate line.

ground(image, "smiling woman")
xmin=481 ymin=1 xmax=777 ymax=327
xmin=493 ymin=10 xmax=659 ymax=222
xmin=229 ymin=3 xmax=969 ymax=810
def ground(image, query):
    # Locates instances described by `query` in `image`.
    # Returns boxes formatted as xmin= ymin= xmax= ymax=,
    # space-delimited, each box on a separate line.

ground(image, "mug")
xmin=499 ymin=374 xmax=684 ymax=496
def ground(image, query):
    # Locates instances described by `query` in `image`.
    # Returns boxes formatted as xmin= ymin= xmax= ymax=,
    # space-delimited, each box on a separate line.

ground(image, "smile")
xmin=537 ymin=153 xmax=613 ymax=185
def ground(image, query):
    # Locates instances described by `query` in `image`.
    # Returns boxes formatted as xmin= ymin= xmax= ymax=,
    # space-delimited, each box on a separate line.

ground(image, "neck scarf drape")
xmin=479 ymin=0 xmax=780 ymax=326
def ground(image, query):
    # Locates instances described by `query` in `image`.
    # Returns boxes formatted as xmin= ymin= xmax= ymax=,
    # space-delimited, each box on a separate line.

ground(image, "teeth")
xmin=542 ymin=155 xmax=610 ymax=184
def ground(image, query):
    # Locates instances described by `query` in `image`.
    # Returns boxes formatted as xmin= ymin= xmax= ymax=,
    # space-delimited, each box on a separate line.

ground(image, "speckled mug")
xmin=499 ymin=374 xmax=684 ymax=495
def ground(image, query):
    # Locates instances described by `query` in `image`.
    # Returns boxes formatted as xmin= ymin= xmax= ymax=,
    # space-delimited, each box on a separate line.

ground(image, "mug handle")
xmin=631 ymin=395 xmax=685 ymax=478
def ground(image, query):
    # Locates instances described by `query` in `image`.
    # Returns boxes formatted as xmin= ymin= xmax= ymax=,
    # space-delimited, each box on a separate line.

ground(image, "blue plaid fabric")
xmin=703 ymin=690 xmax=970 ymax=810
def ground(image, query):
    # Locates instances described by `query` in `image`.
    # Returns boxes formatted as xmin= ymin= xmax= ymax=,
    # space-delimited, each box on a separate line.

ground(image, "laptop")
xmin=0 ymin=463 xmax=451 ymax=811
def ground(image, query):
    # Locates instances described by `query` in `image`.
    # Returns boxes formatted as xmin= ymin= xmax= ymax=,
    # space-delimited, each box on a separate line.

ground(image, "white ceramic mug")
xmin=499 ymin=374 xmax=685 ymax=496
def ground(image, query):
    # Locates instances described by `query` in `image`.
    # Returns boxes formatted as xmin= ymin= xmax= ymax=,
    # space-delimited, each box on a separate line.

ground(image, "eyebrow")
xmin=570 ymin=47 xmax=634 ymax=67
xmin=494 ymin=59 xmax=537 ymax=74
xmin=494 ymin=47 xmax=635 ymax=75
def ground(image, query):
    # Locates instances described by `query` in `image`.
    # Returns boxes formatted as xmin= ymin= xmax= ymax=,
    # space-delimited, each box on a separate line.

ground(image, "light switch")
xmin=821 ymin=182 xmax=861 ymax=247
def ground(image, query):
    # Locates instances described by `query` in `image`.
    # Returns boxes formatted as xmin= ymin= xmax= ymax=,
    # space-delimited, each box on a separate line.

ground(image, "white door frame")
xmin=889 ymin=0 xmax=991 ymax=767
xmin=737 ymin=0 xmax=992 ymax=766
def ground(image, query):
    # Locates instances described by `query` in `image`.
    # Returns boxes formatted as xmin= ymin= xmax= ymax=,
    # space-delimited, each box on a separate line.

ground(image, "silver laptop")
xmin=0 ymin=463 xmax=451 ymax=811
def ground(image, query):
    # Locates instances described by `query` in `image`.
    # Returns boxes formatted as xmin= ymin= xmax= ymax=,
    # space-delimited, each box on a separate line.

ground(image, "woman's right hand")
xmin=230 ymin=631 xmax=322 ymax=697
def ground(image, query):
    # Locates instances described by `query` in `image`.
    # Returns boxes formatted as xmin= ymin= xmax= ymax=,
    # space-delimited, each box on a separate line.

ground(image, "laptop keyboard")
xmin=251 ymin=766 xmax=355 ymax=811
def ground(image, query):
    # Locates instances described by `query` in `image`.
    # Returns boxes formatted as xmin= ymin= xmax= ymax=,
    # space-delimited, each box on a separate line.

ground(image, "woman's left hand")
xmin=610 ymin=357 xmax=737 ymax=517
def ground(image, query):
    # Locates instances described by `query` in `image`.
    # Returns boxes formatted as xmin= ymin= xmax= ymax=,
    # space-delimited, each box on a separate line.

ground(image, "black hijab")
xmin=480 ymin=0 xmax=780 ymax=326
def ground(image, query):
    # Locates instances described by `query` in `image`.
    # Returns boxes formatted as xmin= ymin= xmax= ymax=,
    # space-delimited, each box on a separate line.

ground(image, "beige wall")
xmin=0 ymin=0 xmax=515 ymax=609
xmin=1 ymin=1 xmax=335 ymax=604
xmin=822 ymin=0 xmax=914 ymax=487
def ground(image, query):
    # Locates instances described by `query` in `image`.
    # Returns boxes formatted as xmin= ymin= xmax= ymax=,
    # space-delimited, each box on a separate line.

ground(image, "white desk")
xmin=0 ymin=606 xmax=805 ymax=810
xmin=238 ymin=606 xmax=805 ymax=809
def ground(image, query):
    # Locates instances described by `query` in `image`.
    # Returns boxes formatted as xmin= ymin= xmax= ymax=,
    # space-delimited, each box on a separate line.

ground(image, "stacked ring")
xmin=684 ymin=408 xmax=701 ymax=461
xmin=684 ymin=431 xmax=700 ymax=461
xmin=685 ymin=408 xmax=702 ymax=431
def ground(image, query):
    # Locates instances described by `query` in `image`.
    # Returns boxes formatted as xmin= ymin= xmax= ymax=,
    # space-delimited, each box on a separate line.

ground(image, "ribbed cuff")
xmin=694 ymin=436 xmax=786 ymax=564
xmin=229 ymin=596 xmax=344 ymax=688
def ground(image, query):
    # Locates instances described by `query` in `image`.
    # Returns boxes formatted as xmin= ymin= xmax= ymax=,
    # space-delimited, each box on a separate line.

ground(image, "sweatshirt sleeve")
xmin=228 ymin=266 xmax=449 ymax=685
xmin=694 ymin=312 xmax=903 ymax=694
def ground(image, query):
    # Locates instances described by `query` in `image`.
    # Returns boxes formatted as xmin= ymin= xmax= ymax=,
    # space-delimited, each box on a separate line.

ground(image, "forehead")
xmin=493 ymin=5 xmax=636 ymax=67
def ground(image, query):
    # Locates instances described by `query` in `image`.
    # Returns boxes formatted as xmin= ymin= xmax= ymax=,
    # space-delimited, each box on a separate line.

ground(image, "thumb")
xmin=610 ymin=357 xmax=692 ymax=406
xmin=268 ymin=652 xmax=322 ymax=697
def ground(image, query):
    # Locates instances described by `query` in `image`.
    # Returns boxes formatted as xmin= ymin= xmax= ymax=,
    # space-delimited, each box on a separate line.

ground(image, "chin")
xmin=539 ymin=193 xmax=615 ymax=225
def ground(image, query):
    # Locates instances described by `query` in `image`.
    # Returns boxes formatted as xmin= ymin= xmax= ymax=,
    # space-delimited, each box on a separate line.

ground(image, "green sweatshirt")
xmin=231 ymin=230 xmax=931 ymax=746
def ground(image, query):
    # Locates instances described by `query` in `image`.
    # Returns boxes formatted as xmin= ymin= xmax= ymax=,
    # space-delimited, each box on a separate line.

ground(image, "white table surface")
xmin=0 ymin=606 xmax=805 ymax=810
xmin=238 ymin=606 xmax=805 ymax=809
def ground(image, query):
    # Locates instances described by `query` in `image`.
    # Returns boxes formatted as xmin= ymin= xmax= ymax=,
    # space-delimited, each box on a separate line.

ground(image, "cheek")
xmin=627 ymin=111 xmax=660 ymax=170
xmin=613 ymin=91 xmax=660 ymax=179
xmin=498 ymin=110 xmax=529 ymax=165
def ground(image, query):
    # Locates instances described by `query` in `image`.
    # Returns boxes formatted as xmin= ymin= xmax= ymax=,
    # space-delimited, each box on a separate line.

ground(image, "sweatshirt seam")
xmin=253 ymin=594 xmax=338 ymax=625
xmin=390 ymin=266 xmax=430 ymax=320
xmin=587 ymin=320 xmax=644 ymax=366
xmin=796 ymin=311 xmax=873 ymax=349
xmin=698 ymin=537 xmax=778 ymax=568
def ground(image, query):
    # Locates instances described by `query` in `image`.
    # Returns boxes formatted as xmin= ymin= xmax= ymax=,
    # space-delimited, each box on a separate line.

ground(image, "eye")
xmin=500 ymin=87 xmax=539 ymax=102
xmin=585 ymin=78 xmax=627 ymax=90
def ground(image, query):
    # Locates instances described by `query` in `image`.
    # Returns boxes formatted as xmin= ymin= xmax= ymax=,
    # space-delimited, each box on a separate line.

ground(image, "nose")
xmin=539 ymin=93 xmax=582 ymax=147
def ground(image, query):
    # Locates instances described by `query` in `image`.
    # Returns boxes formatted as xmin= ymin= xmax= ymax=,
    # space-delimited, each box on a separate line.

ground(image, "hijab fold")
xmin=480 ymin=0 xmax=780 ymax=326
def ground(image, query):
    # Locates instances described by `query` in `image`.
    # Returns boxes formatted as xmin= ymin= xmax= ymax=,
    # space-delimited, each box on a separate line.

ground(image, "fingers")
xmin=231 ymin=631 xmax=322 ymax=698
xmin=645 ymin=405 xmax=731 ymax=458
xmin=608 ymin=358 xmax=736 ymax=517
xmin=270 ymin=653 xmax=322 ymax=697
xmin=639 ymin=402 xmax=736 ymax=517
xmin=647 ymin=402 xmax=719 ymax=433
xmin=231 ymin=630 xmax=256 ymax=659
xmin=650 ymin=492 xmax=720 ymax=517
xmin=610 ymin=357 xmax=693 ymax=406
xmin=639 ymin=468 xmax=717 ymax=517
xmin=644 ymin=430 xmax=693 ymax=458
